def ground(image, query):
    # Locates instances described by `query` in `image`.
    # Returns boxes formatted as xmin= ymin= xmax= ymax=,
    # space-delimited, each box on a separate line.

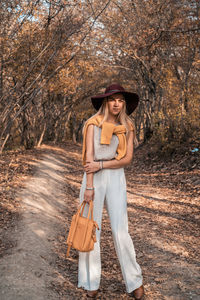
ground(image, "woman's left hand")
xmin=84 ymin=161 xmax=100 ymax=174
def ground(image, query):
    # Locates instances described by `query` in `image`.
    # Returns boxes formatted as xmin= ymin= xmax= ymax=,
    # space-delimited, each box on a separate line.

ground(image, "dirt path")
xmin=0 ymin=150 xmax=68 ymax=299
xmin=0 ymin=145 xmax=199 ymax=299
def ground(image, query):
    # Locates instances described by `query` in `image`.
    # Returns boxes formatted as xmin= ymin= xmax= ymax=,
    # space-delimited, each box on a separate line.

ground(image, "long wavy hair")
xmin=83 ymin=95 xmax=136 ymax=140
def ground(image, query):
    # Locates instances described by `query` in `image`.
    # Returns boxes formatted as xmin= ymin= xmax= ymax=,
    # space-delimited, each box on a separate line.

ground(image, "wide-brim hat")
xmin=91 ymin=84 xmax=139 ymax=115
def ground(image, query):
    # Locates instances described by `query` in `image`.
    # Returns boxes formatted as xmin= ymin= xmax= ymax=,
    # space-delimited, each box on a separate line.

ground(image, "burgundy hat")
xmin=91 ymin=84 xmax=139 ymax=115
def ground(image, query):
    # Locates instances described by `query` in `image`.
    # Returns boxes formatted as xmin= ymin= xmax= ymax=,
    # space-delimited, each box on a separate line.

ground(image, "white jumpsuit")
xmin=78 ymin=126 xmax=143 ymax=293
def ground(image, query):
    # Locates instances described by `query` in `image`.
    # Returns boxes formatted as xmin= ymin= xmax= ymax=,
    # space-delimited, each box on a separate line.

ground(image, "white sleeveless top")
xmin=93 ymin=125 xmax=119 ymax=161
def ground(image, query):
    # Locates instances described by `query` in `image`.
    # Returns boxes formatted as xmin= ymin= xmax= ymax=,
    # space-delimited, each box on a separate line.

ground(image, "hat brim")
xmin=91 ymin=91 xmax=139 ymax=115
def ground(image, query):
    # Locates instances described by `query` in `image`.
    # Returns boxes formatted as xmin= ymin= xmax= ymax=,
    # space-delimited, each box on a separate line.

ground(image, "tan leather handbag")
xmin=66 ymin=201 xmax=99 ymax=257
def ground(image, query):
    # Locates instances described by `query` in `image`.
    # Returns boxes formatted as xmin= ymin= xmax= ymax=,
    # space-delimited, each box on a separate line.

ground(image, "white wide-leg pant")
xmin=78 ymin=168 xmax=143 ymax=293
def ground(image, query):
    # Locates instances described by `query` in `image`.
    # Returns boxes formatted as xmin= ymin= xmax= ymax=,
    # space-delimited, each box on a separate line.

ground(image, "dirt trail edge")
xmin=0 ymin=151 xmax=68 ymax=300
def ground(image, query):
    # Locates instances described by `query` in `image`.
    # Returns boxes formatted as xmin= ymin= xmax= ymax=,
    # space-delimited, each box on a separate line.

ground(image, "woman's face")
xmin=107 ymin=93 xmax=125 ymax=116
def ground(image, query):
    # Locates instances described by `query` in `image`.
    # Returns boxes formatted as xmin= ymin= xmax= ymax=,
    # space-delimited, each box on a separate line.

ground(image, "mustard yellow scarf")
xmin=82 ymin=115 xmax=132 ymax=165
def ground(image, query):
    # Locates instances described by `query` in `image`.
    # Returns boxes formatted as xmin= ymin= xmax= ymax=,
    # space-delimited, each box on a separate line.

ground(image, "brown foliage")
xmin=0 ymin=0 xmax=199 ymax=154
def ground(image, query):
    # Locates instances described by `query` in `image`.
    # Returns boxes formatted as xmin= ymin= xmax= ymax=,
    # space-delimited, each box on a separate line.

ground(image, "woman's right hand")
xmin=84 ymin=189 xmax=94 ymax=203
xmin=84 ymin=161 xmax=100 ymax=174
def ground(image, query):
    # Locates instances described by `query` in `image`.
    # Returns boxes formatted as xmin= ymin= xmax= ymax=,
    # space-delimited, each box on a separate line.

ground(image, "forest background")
xmin=0 ymin=0 xmax=199 ymax=154
xmin=0 ymin=2 xmax=199 ymax=298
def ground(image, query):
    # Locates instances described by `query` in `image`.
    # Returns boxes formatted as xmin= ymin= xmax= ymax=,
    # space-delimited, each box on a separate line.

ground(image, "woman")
xmin=78 ymin=84 xmax=144 ymax=299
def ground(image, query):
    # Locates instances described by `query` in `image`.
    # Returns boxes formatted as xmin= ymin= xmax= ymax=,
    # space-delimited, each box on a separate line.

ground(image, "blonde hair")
xmin=83 ymin=95 xmax=136 ymax=139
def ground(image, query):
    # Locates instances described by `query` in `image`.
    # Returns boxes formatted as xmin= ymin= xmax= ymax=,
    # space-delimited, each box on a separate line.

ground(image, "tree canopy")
xmin=0 ymin=0 xmax=199 ymax=153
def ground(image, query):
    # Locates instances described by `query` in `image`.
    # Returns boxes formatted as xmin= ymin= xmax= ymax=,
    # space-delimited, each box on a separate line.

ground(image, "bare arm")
xmin=84 ymin=124 xmax=95 ymax=202
xmin=84 ymin=130 xmax=134 ymax=173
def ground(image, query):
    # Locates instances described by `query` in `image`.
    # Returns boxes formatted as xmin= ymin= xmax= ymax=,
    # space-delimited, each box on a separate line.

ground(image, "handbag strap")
xmin=80 ymin=201 xmax=87 ymax=217
xmin=80 ymin=200 xmax=94 ymax=221
xmin=88 ymin=201 xmax=93 ymax=220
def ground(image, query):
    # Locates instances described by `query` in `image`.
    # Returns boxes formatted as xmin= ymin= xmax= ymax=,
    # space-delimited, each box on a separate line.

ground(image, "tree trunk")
xmin=37 ymin=123 xmax=46 ymax=147
xmin=0 ymin=133 xmax=10 ymax=154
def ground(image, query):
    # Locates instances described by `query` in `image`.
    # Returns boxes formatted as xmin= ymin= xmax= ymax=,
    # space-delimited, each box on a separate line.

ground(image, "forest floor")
xmin=0 ymin=142 xmax=199 ymax=300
